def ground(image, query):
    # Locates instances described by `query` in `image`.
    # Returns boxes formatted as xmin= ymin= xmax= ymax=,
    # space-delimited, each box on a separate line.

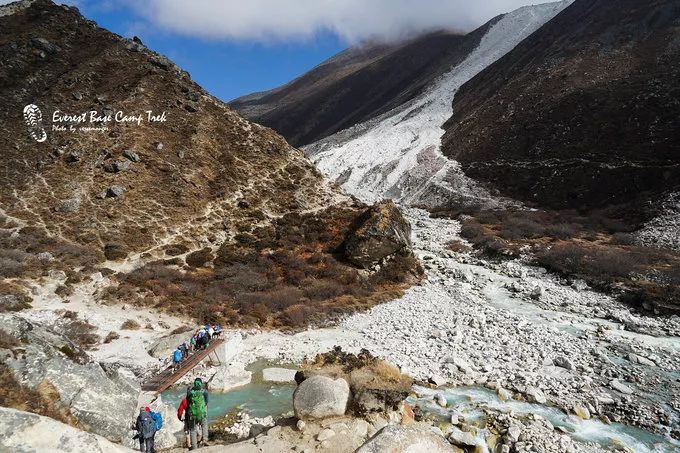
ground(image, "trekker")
xmin=186 ymin=378 xmax=209 ymax=449
xmin=177 ymin=397 xmax=192 ymax=449
xmin=147 ymin=406 xmax=162 ymax=453
xmin=172 ymin=348 xmax=182 ymax=370
xmin=213 ymin=325 xmax=222 ymax=339
xmin=134 ymin=407 xmax=157 ymax=453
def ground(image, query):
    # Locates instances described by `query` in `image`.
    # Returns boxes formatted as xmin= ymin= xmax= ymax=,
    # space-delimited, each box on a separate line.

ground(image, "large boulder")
xmin=1 ymin=314 xmax=140 ymax=443
xmin=42 ymin=359 xmax=139 ymax=442
xmin=356 ymin=425 xmax=455 ymax=453
xmin=0 ymin=407 xmax=135 ymax=453
xmin=293 ymin=375 xmax=350 ymax=420
xmin=341 ymin=200 xmax=413 ymax=269
xmin=207 ymin=362 xmax=252 ymax=392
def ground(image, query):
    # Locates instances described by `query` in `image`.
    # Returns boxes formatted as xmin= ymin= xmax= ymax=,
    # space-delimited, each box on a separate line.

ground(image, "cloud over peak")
xmin=133 ymin=0 xmax=550 ymax=43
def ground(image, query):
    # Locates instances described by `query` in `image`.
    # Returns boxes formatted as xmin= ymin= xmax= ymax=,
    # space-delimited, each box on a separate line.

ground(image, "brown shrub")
xmin=0 ymin=329 xmax=19 ymax=350
xmin=303 ymin=280 xmax=346 ymax=301
xmin=186 ymin=248 xmax=214 ymax=267
xmin=448 ymin=240 xmax=472 ymax=253
xmin=535 ymin=243 xmax=653 ymax=282
xmin=121 ymin=319 xmax=141 ymax=330
xmin=459 ymin=220 xmax=486 ymax=242
xmin=250 ymin=303 xmax=270 ymax=324
xmin=499 ymin=217 xmax=546 ymax=240
xmin=103 ymin=331 xmax=120 ymax=343
xmin=281 ymin=304 xmax=312 ymax=327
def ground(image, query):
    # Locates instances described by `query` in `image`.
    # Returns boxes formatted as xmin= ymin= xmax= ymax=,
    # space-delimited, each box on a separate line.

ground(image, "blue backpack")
xmin=151 ymin=411 xmax=163 ymax=431
xmin=173 ymin=349 xmax=182 ymax=363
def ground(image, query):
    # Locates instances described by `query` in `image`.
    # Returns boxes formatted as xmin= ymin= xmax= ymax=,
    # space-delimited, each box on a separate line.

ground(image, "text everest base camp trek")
xmin=2 ymin=0 xmax=680 ymax=453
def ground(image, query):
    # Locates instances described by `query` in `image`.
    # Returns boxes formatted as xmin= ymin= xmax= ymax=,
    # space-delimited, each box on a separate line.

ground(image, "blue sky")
xmin=78 ymin=4 xmax=346 ymax=102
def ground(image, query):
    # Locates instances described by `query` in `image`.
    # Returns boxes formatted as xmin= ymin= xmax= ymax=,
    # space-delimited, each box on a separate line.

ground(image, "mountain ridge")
xmin=230 ymin=23 xmax=500 ymax=147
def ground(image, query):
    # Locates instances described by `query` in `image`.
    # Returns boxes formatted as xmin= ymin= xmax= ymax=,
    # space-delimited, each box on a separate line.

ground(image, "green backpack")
xmin=189 ymin=388 xmax=207 ymax=421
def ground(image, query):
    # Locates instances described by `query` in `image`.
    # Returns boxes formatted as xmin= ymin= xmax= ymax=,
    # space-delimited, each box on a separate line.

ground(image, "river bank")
xmin=213 ymin=208 xmax=680 ymax=450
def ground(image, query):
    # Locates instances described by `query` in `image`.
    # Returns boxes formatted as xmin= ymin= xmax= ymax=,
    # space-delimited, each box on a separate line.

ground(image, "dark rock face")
xmin=442 ymin=0 xmax=680 ymax=217
xmin=341 ymin=200 xmax=413 ymax=269
xmin=230 ymin=23 xmax=499 ymax=147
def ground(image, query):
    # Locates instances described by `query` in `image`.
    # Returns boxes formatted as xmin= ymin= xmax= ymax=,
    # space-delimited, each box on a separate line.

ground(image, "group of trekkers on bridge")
xmin=172 ymin=324 xmax=223 ymax=371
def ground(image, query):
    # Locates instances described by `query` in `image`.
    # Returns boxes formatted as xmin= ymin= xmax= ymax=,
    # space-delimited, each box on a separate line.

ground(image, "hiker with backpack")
xmin=177 ymin=397 xmax=193 ymax=449
xmin=133 ymin=407 xmax=157 ymax=453
xmin=172 ymin=347 xmax=182 ymax=371
xmin=186 ymin=378 xmax=209 ymax=449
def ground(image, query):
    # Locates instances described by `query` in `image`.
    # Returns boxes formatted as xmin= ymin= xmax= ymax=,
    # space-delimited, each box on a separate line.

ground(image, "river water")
xmin=162 ymin=370 xmax=679 ymax=452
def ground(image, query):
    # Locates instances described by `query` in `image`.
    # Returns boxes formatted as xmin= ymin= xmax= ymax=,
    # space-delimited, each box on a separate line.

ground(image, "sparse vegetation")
xmin=120 ymin=319 xmax=141 ymax=330
xmin=106 ymin=205 xmax=420 ymax=328
xmin=57 ymin=312 xmax=99 ymax=348
xmin=0 ymin=328 xmax=19 ymax=350
xmin=436 ymin=205 xmax=680 ymax=313
xmin=0 ymin=364 xmax=79 ymax=426
xmin=103 ymin=331 xmax=120 ymax=343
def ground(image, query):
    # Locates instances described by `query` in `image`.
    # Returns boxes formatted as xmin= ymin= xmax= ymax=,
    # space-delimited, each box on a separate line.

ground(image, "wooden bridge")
xmin=142 ymin=338 xmax=224 ymax=394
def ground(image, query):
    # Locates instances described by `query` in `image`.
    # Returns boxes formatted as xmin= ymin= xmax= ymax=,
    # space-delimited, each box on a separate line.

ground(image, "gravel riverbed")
xmin=239 ymin=208 xmax=680 ymax=450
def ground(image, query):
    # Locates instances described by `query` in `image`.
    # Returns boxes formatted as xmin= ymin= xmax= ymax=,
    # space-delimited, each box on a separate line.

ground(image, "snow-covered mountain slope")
xmin=305 ymin=1 xmax=573 ymax=207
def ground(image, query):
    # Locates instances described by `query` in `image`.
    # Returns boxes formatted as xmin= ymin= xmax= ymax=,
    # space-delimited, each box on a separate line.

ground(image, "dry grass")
xmin=120 ymin=319 xmax=141 ymax=330
xmin=103 ymin=331 xmax=120 ymax=343
xmin=106 ymin=205 xmax=420 ymax=328
xmin=0 ymin=364 xmax=79 ymax=426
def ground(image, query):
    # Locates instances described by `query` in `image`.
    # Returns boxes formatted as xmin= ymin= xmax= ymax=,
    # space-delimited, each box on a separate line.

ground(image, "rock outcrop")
xmin=356 ymin=425 xmax=454 ymax=453
xmin=341 ymin=200 xmax=414 ymax=269
xmin=0 ymin=407 xmax=135 ymax=453
xmin=0 ymin=314 xmax=139 ymax=443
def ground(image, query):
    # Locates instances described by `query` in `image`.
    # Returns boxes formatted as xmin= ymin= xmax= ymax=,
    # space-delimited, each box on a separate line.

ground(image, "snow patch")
xmin=305 ymin=1 xmax=573 ymax=207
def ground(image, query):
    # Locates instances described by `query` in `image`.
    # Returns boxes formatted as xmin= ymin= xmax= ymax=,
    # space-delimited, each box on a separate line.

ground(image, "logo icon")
xmin=23 ymin=104 xmax=47 ymax=142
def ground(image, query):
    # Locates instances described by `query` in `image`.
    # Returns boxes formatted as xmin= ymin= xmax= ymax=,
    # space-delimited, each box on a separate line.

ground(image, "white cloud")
xmin=131 ymin=0 xmax=551 ymax=43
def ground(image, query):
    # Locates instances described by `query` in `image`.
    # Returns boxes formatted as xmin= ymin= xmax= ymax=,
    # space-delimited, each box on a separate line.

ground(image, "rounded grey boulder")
xmin=357 ymin=425 xmax=455 ymax=453
xmin=293 ymin=375 xmax=349 ymax=420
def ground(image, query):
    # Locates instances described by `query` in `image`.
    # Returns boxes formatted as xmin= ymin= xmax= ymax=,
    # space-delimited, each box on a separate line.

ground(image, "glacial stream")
xmin=411 ymin=386 xmax=680 ymax=453
xmin=161 ymin=366 xmax=679 ymax=452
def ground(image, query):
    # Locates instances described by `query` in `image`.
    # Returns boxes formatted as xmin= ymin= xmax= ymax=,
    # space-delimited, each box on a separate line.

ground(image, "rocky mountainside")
xmin=0 ymin=0 xmax=420 ymax=322
xmin=230 ymin=25 xmax=499 ymax=147
xmin=442 ymin=0 xmax=680 ymax=217
xmin=0 ymin=0 xmax=338 ymax=266
xmin=303 ymin=1 xmax=572 ymax=206
xmin=0 ymin=0 xmax=422 ymax=439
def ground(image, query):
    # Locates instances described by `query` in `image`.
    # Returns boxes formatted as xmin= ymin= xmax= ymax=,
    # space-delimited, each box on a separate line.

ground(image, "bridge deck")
xmin=142 ymin=338 xmax=224 ymax=393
